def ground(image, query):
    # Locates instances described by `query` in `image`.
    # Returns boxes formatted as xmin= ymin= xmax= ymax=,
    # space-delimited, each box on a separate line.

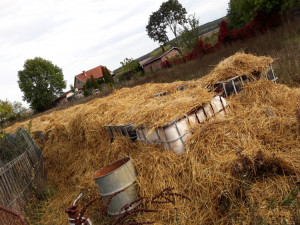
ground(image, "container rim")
xmin=92 ymin=157 xmax=132 ymax=179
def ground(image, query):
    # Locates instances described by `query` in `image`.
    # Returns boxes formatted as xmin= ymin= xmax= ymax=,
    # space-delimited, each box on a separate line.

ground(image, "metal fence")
xmin=0 ymin=128 xmax=45 ymax=221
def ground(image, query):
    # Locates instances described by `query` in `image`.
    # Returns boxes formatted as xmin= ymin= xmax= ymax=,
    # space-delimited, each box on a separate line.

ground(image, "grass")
xmin=131 ymin=17 xmax=300 ymax=87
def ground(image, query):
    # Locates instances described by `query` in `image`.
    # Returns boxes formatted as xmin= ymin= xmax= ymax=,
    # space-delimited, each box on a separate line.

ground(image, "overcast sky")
xmin=0 ymin=0 xmax=229 ymax=108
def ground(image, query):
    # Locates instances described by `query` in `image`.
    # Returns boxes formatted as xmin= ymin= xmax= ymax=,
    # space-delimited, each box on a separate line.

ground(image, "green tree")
xmin=146 ymin=11 xmax=169 ymax=45
xmin=102 ymin=67 xmax=115 ymax=88
xmin=118 ymin=58 xmax=143 ymax=82
xmin=146 ymin=0 xmax=187 ymax=46
xmin=18 ymin=57 xmax=66 ymax=112
xmin=69 ymin=84 xmax=75 ymax=92
xmin=0 ymin=100 xmax=26 ymax=126
xmin=82 ymin=75 xmax=104 ymax=97
xmin=178 ymin=14 xmax=200 ymax=52
xmin=227 ymin=0 xmax=299 ymax=29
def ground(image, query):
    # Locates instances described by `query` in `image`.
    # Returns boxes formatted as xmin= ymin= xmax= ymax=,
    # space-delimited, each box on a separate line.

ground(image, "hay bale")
xmin=200 ymin=52 xmax=274 ymax=88
xmin=4 ymin=53 xmax=300 ymax=225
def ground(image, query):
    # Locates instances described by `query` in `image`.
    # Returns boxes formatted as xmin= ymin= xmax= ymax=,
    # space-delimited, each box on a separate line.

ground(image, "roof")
xmin=54 ymin=91 xmax=73 ymax=102
xmin=75 ymin=65 xmax=111 ymax=83
xmin=142 ymin=47 xmax=181 ymax=67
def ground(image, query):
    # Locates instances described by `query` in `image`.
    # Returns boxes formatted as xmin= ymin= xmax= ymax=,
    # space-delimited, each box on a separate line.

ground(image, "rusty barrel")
xmin=92 ymin=157 xmax=138 ymax=215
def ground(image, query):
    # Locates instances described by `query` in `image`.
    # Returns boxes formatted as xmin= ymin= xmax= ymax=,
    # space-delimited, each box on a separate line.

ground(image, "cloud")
xmin=0 ymin=0 xmax=229 ymax=108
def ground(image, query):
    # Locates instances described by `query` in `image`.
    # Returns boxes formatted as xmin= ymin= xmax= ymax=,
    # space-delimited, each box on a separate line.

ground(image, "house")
xmin=142 ymin=47 xmax=182 ymax=73
xmin=74 ymin=65 xmax=113 ymax=89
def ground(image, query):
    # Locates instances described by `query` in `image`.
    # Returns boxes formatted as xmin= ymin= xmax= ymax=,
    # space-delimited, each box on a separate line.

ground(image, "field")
xmin=4 ymin=18 xmax=300 ymax=224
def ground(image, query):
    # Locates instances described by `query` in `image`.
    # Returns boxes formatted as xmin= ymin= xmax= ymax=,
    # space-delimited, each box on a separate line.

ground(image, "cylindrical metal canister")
xmin=92 ymin=157 xmax=138 ymax=215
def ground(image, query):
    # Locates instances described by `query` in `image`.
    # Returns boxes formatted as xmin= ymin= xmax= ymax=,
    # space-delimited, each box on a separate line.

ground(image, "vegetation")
xmin=227 ymin=0 xmax=299 ymax=29
xmin=18 ymin=57 xmax=66 ymax=112
xmin=9 ymin=17 xmax=299 ymax=126
xmin=146 ymin=0 xmax=187 ymax=45
xmin=118 ymin=58 xmax=143 ymax=82
xmin=136 ymin=17 xmax=224 ymax=63
xmin=101 ymin=66 xmax=115 ymax=88
xmin=150 ymin=45 xmax=172 ymax=57
xmin=0 ymin=99 xmax=26 ymax=126
xmin=83 ymin=75 xmax=104 ymax=97
xmin=133 ymin=17 xmax=300 ymax=88
xmin=178 ymin=14 xmax=200 ymax=52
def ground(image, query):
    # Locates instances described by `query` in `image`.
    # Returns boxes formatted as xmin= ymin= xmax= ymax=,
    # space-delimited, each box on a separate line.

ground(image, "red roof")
xmin=75 ymin=65 xmax=110 ymax=83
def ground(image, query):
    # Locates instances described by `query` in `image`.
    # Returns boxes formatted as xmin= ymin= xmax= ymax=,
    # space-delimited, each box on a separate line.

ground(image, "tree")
xmin=178 ymin=14 xmax=200 ymax=52
xmin=146 ymin=11 xmax=169 ymax=45
xmin=0 ymin=100 xmax=26 ymax=126
xmin=227 ymin=0 xmax=299 ymax=29
xmin=82 ymin=75 xmax=104 ymax=97
xmin=146 ymin=0 xmax=187 ymax=46
xmin=101 ymin=67 xmax=115 ymax=88
xmin=118 ymin=58 xmax=143 ymax=82
xmin=18 ymin=57 xmax=66 ymax=112
xmin=69 ymin=84 xmax=75 ymax=92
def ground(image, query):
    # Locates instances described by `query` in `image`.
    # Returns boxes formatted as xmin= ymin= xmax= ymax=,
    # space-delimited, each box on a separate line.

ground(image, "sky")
xmin=0 ymin=0 xmax=229 ymax=108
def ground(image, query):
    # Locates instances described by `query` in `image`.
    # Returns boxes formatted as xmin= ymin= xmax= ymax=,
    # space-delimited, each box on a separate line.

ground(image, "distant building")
xmin=74 ymin=65 xmax=113 ymax=89
xmin=54 ymin=91 xmax=75 ymax=106
xmin=142 ymin=47 xmax=182 ymax=73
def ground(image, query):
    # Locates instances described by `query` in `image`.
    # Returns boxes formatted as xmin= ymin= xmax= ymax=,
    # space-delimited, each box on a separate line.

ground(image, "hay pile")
xmin=6 ymin=80 xmax=211 ymax=132
xmin=200 ymin=52 xmax=274 ymax=87
xmin=5 ymin=53 xmax=300 ymax=224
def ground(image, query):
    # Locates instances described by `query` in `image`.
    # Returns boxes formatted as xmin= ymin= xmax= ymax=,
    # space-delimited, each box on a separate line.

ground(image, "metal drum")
xmin=92 ymin=157 xmax=138 ymax=216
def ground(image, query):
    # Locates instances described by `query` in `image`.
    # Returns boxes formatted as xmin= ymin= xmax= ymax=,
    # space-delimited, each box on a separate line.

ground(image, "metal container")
xmin=136 ymin=96 xmax=228 ymax=155
xmin=92 ymin=157 xmax=138 ymax=216
xmin=105 ymin=122 xmax=137 ymax=143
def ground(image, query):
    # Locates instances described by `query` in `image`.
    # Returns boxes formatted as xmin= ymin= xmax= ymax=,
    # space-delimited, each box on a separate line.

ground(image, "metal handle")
xmin=73 ymin=193 xmax=83 ymax=206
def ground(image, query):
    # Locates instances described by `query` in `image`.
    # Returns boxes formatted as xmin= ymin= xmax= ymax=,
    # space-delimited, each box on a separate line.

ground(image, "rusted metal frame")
xmin=202 ymin=105 xmax=208 ymax=119
xmin=0 ymin=205 xmax=27 ymax=225
xmin=219 ymin=96 xmax=226 ymax=113
xmin=209 ymin=103 xmax=216 ymax=116
xmin=194 ymin=111 xmax=201 ymax=124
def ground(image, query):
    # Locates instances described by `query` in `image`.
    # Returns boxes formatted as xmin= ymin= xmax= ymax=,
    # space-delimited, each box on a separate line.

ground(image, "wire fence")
xmin=0 ymin=128 xmax=45 ymax=222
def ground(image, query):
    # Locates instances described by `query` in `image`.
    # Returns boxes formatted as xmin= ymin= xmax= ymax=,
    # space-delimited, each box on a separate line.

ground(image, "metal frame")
xmin=215 ymin=64 xmax=278 ymax=97
xmin=136 ymin=96 xmax=227 ymax=154
xmin=105 ymin=122 xmax=137 ymax=142
xmin=152 ymin=82 xmax=191 ymax=97
xmin=0 ymin=205 xmax=27 ymax=225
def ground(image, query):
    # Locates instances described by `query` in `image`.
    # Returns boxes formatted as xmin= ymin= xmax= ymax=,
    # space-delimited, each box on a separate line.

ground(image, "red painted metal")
xmin=0 ymin=205 xmax=27 ymax=225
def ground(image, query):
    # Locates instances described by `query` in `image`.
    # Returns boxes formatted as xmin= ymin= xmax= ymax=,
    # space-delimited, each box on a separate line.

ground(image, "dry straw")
xmin=5 ymin=53 xmax=300 ymax=224
xmin=200 ymin=52 xmax=274 ymax=88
